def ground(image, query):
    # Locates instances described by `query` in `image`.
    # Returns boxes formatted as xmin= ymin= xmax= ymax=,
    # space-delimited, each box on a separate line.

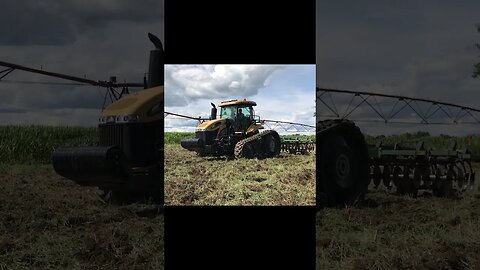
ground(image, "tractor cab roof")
xmin=219 ymin=99 xmax=257 ymax=107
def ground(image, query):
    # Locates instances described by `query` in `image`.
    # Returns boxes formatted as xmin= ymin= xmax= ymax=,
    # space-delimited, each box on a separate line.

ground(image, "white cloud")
xmin=165 ymin=65 xmax=284 ymax=106
xmin=165 ymin=65 xmax=315 ymax=134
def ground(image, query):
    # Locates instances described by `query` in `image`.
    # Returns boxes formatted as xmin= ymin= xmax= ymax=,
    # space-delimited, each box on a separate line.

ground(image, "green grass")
xmin=0 ymin=126 xmax=97 ymax=164
xmin=164 ymin=145 xmax=315 ymax=206
xmin=164 ymin=132 xmax=194 ymax=145
xmin=164 ymin=132 xmax=316 ymax=145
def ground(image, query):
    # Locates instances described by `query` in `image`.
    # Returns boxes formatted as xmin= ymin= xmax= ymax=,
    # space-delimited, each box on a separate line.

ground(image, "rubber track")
xmin=234 ymin=130 xmax=278 ymax=158
xmin=317 ymin=119 xmax=356 ymax=136
xmin=317 ymin=119 xmax=370 ymax=205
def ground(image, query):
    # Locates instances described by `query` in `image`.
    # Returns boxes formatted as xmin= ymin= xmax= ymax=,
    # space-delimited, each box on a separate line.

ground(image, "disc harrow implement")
xmin=368 ymin=141 xmax=475 ymax=197
xmin=280 ymin=139 xmax=315 ymax=154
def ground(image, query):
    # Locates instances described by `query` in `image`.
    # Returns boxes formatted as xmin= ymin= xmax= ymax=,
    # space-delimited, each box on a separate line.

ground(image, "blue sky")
xmin=165 ymin=65 xmax=315 ymax=134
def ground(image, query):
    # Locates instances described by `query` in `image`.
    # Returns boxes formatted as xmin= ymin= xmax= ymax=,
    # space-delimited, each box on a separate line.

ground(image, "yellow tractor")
xmin=51 ymin=33 xmax=164 ymax=201
xmin=181 ymin=99 xmax=282 ymax=158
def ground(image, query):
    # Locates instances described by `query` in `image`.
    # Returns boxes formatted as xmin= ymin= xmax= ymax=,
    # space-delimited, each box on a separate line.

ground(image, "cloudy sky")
xmin=0 ymin=0 xmax=163 ymax=126
xmin=165 ymin=65 xmax=315 ymax=134
xmin=316 ymin=1 xmax=480 ymax=136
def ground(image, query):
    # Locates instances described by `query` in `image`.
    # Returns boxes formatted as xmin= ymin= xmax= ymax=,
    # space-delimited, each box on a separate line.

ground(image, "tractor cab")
xmin=218 ymin=99 xmax=257 ymax=133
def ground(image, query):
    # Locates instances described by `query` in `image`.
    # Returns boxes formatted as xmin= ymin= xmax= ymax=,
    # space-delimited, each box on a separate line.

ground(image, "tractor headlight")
xmin=106 ymin=115 xmax=116 ymax=123
xmin=99 ymin=114 xmax=139 ymax=124
xmin=124 ymin=114 xmax=139 ymax=122
xmin=117 ymin=114 xmax=139 ymax=123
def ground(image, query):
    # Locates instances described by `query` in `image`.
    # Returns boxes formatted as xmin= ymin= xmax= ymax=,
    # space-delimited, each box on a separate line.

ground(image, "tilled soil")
xmin=0 ymin=164 xmax=164 ymax=270
xmin=164 ymin=145 xmax=316 ymax=206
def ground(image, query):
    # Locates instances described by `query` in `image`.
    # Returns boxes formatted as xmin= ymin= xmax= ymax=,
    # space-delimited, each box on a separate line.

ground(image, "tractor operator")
xmin=238 ymin=108 xmax=250 ymax=131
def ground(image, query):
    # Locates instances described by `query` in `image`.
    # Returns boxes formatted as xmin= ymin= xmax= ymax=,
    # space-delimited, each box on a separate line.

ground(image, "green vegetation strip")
xmin=0 ymin=126 xmax=97 ymax=164
xmin=164 ymin=132 xmax=316 ymax=145
xmin=164 ymin=132 xmax=194 ymax=145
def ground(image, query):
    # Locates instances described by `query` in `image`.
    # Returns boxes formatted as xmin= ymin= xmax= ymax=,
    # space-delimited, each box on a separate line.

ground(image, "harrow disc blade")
xmin=456 ymin=167 xmax=466 ymax=192
xmin=465 ymin=161 xmax=476 ymax=190
xmin=398 ymin=166 xmax=414 ymax=197
xmin=372 ymin=165 xmax=382 ymax=188
xmin=432 ymin=167 xmax=443 ymax=197
xmin=422 ymin=167 xmax=432 ymax=188
xmin=280 ymin=140 xmax=314 ymax=155
xmin=369 ymin=140 xmax=474 ymax=196
xmin=442 ymin=168 xmax=455 ymax=197
xmin=382 ymin=165 xmax=392 ymax=190
xmin=470 ymin=172 xmax=476 ymax=191
xmin=392 ymin=166 xmax=402 ymax=188
xmin=413 ymin=167 xmax=422 ymax=190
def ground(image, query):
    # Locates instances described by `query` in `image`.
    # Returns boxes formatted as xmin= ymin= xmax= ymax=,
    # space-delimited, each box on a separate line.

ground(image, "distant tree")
xmin=474 ymin=24 xmax=480 ymax=78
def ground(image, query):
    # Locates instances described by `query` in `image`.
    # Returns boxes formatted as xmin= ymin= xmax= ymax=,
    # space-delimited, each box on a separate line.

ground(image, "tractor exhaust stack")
xmin=210 ymin=103 xmax=217 ymax=120
xmin=147 ymin=33 xmax=164 ymax=88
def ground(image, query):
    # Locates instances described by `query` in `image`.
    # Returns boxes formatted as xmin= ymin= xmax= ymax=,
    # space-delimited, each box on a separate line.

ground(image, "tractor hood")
xmin=99 ymin=86 xmax=163 ymax=124
xmin=196 ymin=118 xmax=226 ymax=131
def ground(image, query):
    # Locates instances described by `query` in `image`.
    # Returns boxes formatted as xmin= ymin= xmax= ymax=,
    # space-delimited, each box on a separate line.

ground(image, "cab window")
xmin=220 ymin=106 xmax=236 ymax=120
xmin=237 ymin=106 xmax=252 ymax=119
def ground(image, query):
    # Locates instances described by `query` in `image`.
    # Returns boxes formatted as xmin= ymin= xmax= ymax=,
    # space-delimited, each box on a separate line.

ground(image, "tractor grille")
xmin=98 ymin=122 xmax=162 ymax=167
xmin=99 ymin=124 xmax=124 ymax=147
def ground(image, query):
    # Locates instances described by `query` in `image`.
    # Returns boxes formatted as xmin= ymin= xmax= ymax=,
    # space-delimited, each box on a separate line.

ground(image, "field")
xmin=316 ymin=163 xmax=480 ymax=270
xmin=0 ymin=126 xmax=163 ymax=270
xmin=3 ymin=126 xmax=480 ymax=269
xmin=164 ymin=132 xmax=316 ymax=206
